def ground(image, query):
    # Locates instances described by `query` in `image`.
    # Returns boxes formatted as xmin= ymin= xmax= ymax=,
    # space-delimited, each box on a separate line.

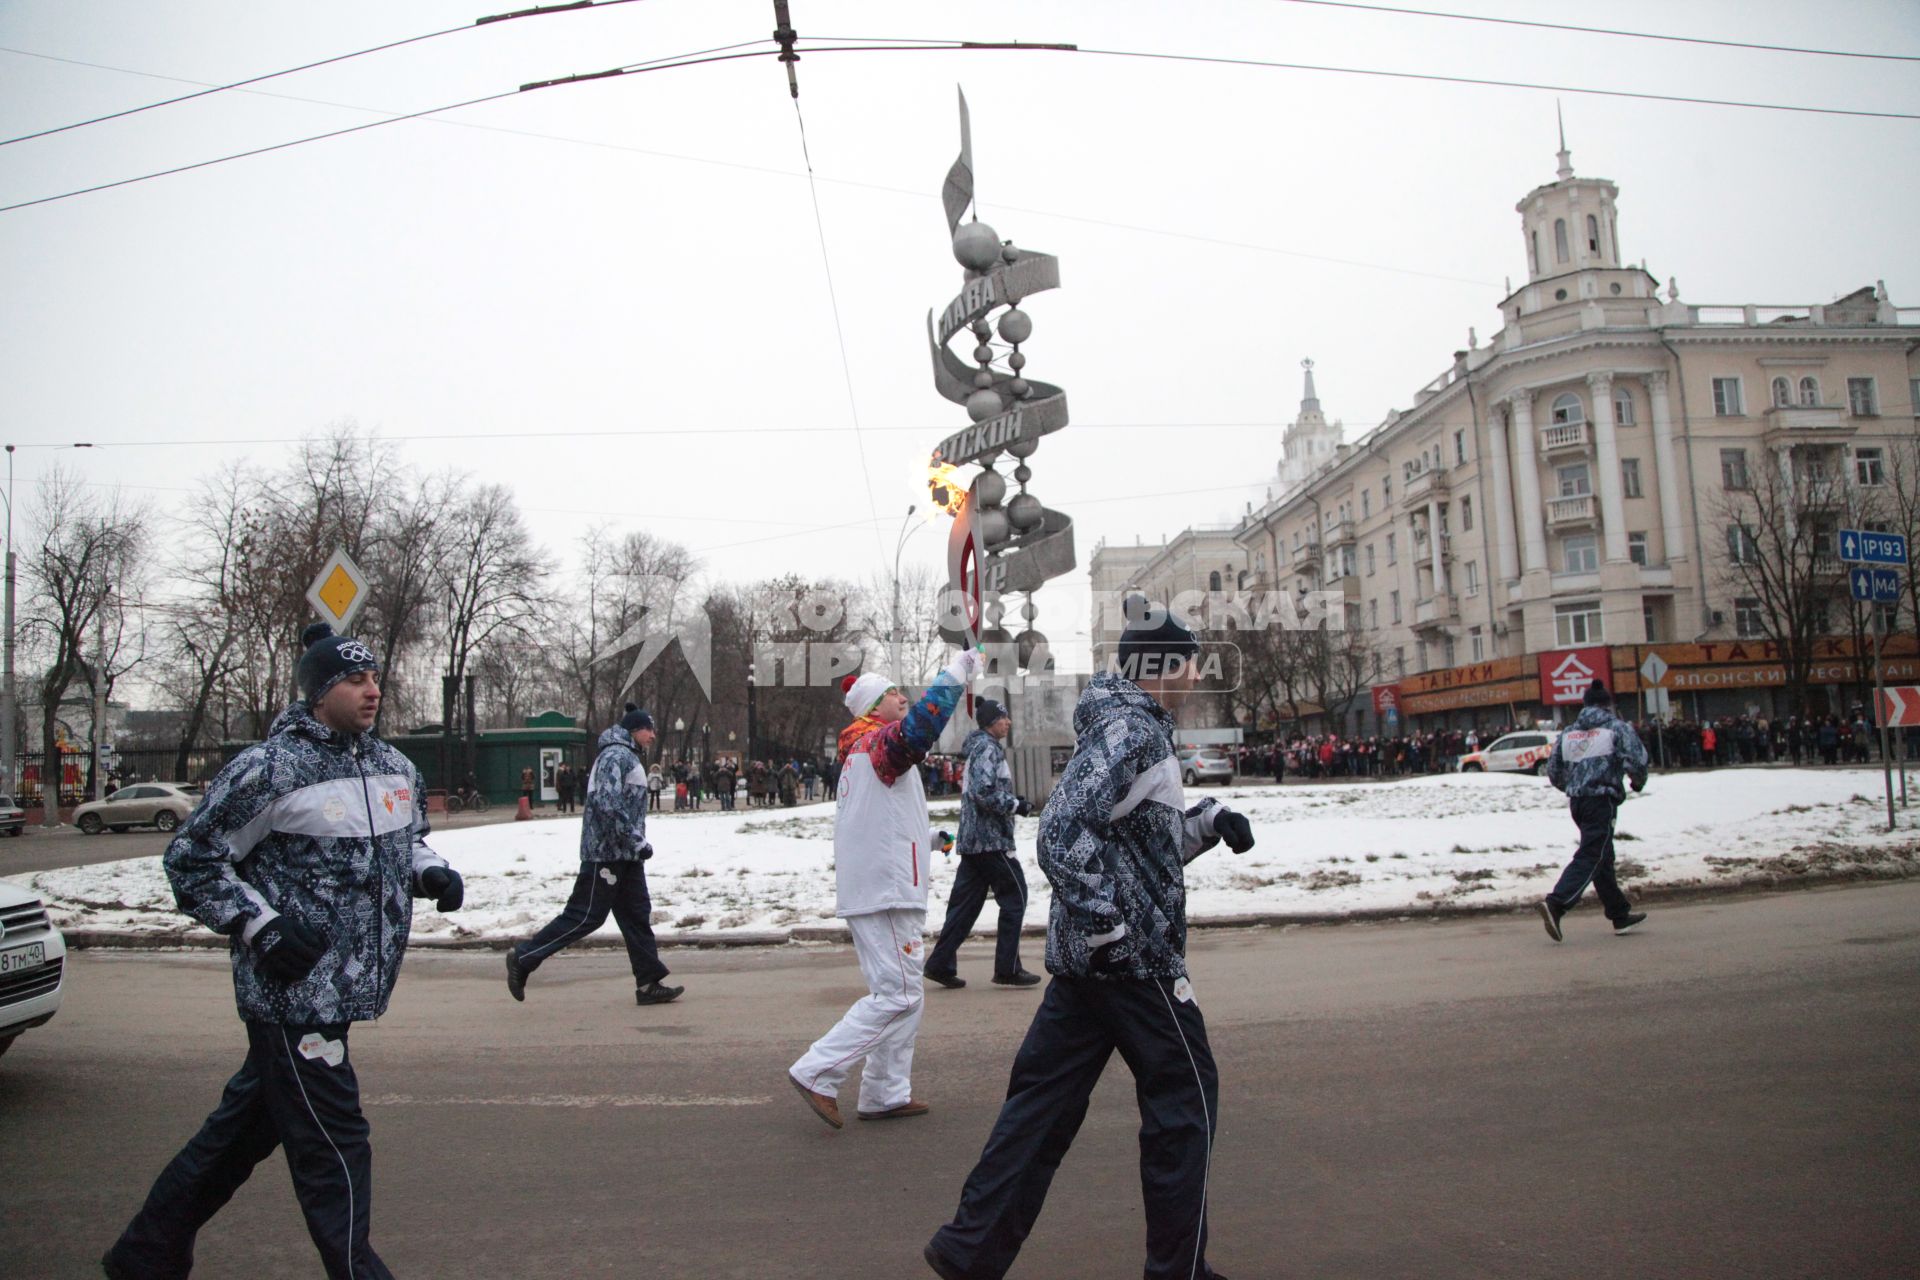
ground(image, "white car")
xmin=0 ymin=879 xmax=66 ymax=1061
xmin=1458 ymin=730 xmax=1560 ymax=775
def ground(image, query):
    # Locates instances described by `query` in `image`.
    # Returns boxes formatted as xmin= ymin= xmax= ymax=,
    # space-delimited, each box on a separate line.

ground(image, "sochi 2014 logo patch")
xmin=337 ymin=640 xmax=377 ymax=666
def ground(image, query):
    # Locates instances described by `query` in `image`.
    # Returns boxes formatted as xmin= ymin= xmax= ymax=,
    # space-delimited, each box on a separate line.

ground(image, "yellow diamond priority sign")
xmin=306 ymin=547 xmax=369 ymax=632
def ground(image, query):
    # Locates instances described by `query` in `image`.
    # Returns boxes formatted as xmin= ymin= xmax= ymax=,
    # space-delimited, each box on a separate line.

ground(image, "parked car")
xmin=1458 ymin=730 xmax=1560 ymax=775
xmin=73 ymin=782 xmax=198 ymax=835
xmin=1177 ymin=747 xmax=1236 ymax=786
xmin=0 ymin=879 xmax=66 ymax=1061
xmin=0 ymin=794 xmax=23 ymax=837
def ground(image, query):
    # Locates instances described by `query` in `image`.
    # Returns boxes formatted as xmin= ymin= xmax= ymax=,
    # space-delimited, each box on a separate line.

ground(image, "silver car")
xmin=0 ymin=878 xmax=67 ymax=1061
xmin=1177 ymin=748 xmax=1236 ymax=786
xmin=73 ymin=782 xmax=198 ymax=835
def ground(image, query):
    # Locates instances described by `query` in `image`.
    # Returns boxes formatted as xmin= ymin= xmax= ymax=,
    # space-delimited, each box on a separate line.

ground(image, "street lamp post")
xmin=746 ymin=665 xmax=757 ymax=764
xmin=2 ymin=445 xmax=15 ymax=797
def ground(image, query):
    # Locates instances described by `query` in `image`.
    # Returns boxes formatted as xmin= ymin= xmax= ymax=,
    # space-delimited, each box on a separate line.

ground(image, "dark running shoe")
xmin=923 ymin=1242 xmax=968 ymax=1280
xmin=1612 ymin=912 xmax=1647 ymax=935
xmin=504 ymin=948 xmax=527 ymax=1002
xmin=991 ymin=969 xmax=1042 ymax=987
xmin=1537 ymin=900 xmax=1564 ymax=943
xmin=635 ymin=981 xmax=684 ymax=1005
xmin=925 ymin=969 xmax=967 ymax=989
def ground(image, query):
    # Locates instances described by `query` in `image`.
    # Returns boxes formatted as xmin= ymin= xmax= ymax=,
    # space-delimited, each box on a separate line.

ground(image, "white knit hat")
xmin=843 ymin=671 xmax=893 ymax=715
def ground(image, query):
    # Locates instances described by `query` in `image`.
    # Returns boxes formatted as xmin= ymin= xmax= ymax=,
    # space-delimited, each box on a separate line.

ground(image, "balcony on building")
xmin=1412 ymin=593 xmax=1458 ymax=631
xmin=1761 ymin=404 xmax=1852 ymax=449
xmin=1291 ymin=539 xmax=1321 ymax=571
xmin=1412 ymin=526 xmax=1454 ymax=561
xmin=1539 ymin=421 xmax=1592 ymax=455
xmin=1323 ymin=517 xmax=1356 ymax=548
xmin=1545 ymin=493 xmax=1597 ymax=529
xmin=1323 ymin=567 xmax=1363 ymax=600
xmin=1401 ymin=463 xmax=1450 ymax=510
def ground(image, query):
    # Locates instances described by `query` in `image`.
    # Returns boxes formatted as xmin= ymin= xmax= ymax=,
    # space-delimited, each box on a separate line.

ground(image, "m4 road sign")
xmin=1849 ymin=567 xmax=1901 ymax=603
xmin=1837 ymin=529 xmax=1907 ymax=566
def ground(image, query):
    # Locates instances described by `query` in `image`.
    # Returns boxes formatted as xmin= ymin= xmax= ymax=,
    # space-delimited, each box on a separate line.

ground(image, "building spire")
xmin=1300 ymin=357 xmax=1320 ymax=412
xmin=1555 ymin=101 xmax=1573 ymax=181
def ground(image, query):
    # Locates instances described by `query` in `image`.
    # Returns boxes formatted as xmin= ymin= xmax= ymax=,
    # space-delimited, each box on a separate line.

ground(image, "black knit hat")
xmin=1114 ymin=594 xmax=1200 ymax=681
xmin=1583 ymin=679 xmax=1613 ymax=707
xmin=974 ymin=697 xmax=1009 ymax=730
xmin=297 ymin=622 xmax=379 ymax=704
xmin=619 ymin=702 xmax=656 ymax=733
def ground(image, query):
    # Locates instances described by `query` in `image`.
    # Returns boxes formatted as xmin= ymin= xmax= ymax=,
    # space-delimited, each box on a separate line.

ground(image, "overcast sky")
xmin=2 ymin=0 xmax=1916 ymax=671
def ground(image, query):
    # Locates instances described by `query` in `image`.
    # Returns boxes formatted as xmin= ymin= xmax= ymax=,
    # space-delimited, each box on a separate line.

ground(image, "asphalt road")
xmin=5 ymin=883 xmax=1916 ymax=1279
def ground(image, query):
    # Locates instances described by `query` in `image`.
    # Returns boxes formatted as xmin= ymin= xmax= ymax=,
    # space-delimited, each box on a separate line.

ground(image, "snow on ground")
xmin=23 ymin=769 xmax=1919 ymax=944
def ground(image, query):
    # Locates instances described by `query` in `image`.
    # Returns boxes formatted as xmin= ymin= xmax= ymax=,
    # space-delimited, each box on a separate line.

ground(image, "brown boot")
xmin=858 ymin=1100 xmax=930 ymax=1121
xmin=789 ymin=1073 xmax=842 ymax=1129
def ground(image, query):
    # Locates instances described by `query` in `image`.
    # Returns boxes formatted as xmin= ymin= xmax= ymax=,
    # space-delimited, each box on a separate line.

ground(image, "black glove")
xmin=1088 ymin=932 xmax=1135 ymax=976
xmin=1630 ymin=776 xmax=1646 ymax=794
xmin=1214 ymin=809 xmax=1255 ymax=854
xmin=254 ymin=917 xmax=326 ymax=984
xmin=420 ymin=865 xmax=465 ymax=912
xmin=1014 ymin=796 xmax=1033 ymax=817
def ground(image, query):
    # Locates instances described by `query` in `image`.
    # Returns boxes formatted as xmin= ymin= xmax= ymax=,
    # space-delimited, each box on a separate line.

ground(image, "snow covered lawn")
xmin=23 ymin=769 xmax=1919 ymax=945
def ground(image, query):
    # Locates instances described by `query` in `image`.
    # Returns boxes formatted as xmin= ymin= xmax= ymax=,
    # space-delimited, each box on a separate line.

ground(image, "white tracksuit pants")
xmin=789 ymin=907 xmax=926 ymax=1113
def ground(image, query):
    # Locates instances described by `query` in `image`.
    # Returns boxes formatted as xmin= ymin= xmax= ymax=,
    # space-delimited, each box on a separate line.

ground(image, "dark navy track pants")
xmin=927 ymin=851 xmax=1029 ymax=979
xmin=514 ymin=860 xmax=669 ymax=985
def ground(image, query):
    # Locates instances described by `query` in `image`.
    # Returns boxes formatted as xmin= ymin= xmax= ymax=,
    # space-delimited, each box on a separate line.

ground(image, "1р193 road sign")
xmin=1838 ymin=529 xmax=1907 ymax=565
xmin=1876 ymin=686 xmax=1920 ymax=728
xmin=306 ymin=546 xmax=369 ymax=632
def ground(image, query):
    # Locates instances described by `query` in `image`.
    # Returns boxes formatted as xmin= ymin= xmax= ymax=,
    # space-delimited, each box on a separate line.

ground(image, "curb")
xmin=58 ymin=862 xmax=1917 ymax=953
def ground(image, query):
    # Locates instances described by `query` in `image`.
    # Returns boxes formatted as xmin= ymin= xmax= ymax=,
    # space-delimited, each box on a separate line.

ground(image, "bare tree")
xmin=22 ymin=469 xmax=150 ymax=814
xmin=1875 ymin=433 xmax=1920 ymax=640
xmin=441 ymin=483 xmax=547 ymax=720
xmin=360 ymin=469 xmax=457 ymax=732
xmin=161 ymin=462 xmax=267 ymax=776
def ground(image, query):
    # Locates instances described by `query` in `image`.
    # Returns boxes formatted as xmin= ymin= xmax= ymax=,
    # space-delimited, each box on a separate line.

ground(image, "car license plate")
xmin=0 ymin=942 xmax=46 ymax=974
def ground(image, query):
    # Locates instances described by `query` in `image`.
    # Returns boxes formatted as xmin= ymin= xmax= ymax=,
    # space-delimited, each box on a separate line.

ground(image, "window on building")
xmin=1373 ymin=651 xmax=1384 ymax=679
xmin=1771 ymin=376 xmax=1792 ymax=409
xmin=1550 ymin=393 xmax=1586 ymax=426
xmin=1257 ymin=550 xmax=1267 ymax=576
xmin=1340 ymin=547 xmax=1356 ymax=578
xmin=1856 ymin=447 xmax=1886 ymax=486
xmin=1365 ymin=544 xmax=1376 ymax=576
xmin=1801 ymin=376 xmax=1820 ymax=407
xmin=1711 ymin=377 xmax=1744 ymax=416
xmin=1461 ymin=496 xmax=1473 ymax=531
xmin=1910 ymin=378 xmax=1920 ymax=415
xmin=1383 ymin=474 xmax=1392 ymax=502
xmin=1237 ymin=569 xmax=1249 ymax=590
xmin=1586 ymin=214 xmax=1600 ymax=254
xmin=1555 ymin=601 xmax=1604 ymax=646
xmin=1557 ymin=462 xmax=1592 ymax=497
xmin=1208 ymin=570 xmax=1222 ymax=592
xmin=1613 ymin=386 xmax=1635 ymax=426
xmin=1848 ymin=377 xmax=1878 ymax=416
xmin=1443 ymin=636 xmax=1457 ymax=667
xmin=1367 ymin=598 xmax=1378 ymax=629
xmin=1721 ymin=448 xmax=1750 ymax=490
xmin=1464 ymin=561 xmax=1480 ymax=596
xmin=1642 ymin=599 xmax=1662 ymax=642
xmin=1628 ymin=532 xmax=1649 ymax=566
xmin=1470 ymin=626 xmax=1485 ymax=662
xmin=1390 ymin=590 xmax=1401 ymax=624
xmin=1727 ymin=523 xmax=1759 ymax=565
xmin=1361 ymin=490 xmax=1371 ymax=519
xmin=1734 ymin=597 xmax=1765 ymax=639
xmin=1529 ymin=229 xmax=1540 ymax=274
xmin=1811 ymin=519 xmax=1838 ymax=563
xmin=1386 ymin=532 xmax=1397 ymax=565
xmin=1805 ymin=450 xmax=1830 ymax=485
xmin=1621 ymin=457 xmax=1643 ymax=498
xmin=1454 ymin=430 xmax=1467 ymax=465
xmin=1563 ymin=535 xmax=1599 ymax=574
xmin=1554 ymin=218 xmax=1569 ymax=264
xmin=1293 ymin=530 xmax=1302 ymax=550
xmin=1395 ymin=647 xmax=1406 ymax=678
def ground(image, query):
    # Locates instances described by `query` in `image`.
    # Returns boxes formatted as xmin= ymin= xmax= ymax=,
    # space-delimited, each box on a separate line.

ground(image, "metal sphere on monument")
xmin=1015 ymin=628 xmax=1050 ymax=670
xmin=952 ymin=221 xmax=1002 ymax=272
xmin=975 ymin=506 xmax=1011 ymax=548
xmin=972 ymin=470 xmax=1008 ymax=508
xmin=966 ymin=387 xmax=1005 ymax=422
xmin=1007 ymin=492 xmax=1043 ymax=532
xmin=996 ymin=308 xmax=1033 ymax=345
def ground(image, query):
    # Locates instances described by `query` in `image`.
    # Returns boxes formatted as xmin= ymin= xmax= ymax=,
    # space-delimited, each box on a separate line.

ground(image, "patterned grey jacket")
xmin=164 ymin=703 xmax=450 ymax=1025
xmin=581 ymin=724 xmax=651 ymax=862
xmin=956 ymin=728 xmax=1017 ymax=855
xmin=1546 ymin=704 xmax=1650 ymax=800
xmin=1037 ymin=673 xmax=1224 ymax=981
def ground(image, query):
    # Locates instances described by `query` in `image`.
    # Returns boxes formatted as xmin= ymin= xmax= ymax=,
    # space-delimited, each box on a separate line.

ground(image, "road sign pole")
xmin=1874 ymin=621 xmax=1894 ymax=831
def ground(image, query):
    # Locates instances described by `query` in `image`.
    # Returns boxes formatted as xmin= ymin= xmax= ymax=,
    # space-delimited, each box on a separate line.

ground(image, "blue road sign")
xmin=1872 ymin=567 xmax=1900 ymax=603
xmin=1850 ymin=567 xmax=1876 ymax=601
xmin=1837 ymin=528 xmax=1907 ymax=566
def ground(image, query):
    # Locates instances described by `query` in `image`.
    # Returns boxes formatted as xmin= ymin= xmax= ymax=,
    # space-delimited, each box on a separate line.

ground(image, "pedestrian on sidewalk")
xmin=504 ymin=704 xmax=684 ymax=1006
xmin=104 ymin=622 xmax=466 ymax=1280
xmin=925 ymin=600 xmax=1254 ymax=1280
xmin=1537 ymin=680 xmax=1650 ymax=942
xmin=925 ymin=697 xmax=1039 ymax=990
xmin=788 ymin=647 xmax=983 ymax=1130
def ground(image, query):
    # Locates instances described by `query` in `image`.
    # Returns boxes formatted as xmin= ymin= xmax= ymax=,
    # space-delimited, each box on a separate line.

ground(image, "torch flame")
xmin=926 ymin=456 xmax=968 ymax=517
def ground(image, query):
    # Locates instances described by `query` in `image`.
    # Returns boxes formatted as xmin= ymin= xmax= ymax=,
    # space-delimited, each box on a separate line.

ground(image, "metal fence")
xmin=9 ymin=747 xmax=225 ymax=807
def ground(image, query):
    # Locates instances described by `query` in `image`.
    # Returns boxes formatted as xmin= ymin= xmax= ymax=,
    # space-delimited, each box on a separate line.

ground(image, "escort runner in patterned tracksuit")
xmin=788 ymin=648 xmax=983 ymax=1129
xmin=926 ymin=699 xmax=1039 ymax=988
xmin=1538 ymin=679 xmax=1650 ymax=941
xmin=105 ymin=624 xmax=464 ymax=1280
xmin=928 ymin=602 xmax=1253 ymax=1280
xmin=504 ymin=704 xmax=681 ymax=1004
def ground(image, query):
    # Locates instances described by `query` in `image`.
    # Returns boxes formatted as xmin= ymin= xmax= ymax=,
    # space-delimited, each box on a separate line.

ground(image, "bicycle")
xmin=445 ymin=786 xmax=489 ymax=815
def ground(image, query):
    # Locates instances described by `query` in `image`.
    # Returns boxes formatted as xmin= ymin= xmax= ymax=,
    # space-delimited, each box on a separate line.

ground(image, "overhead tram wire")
xmin=0 ymin=0 xmax=656 ymax=149
xmin=1268 ymin=0 xmax=1920 ymax=64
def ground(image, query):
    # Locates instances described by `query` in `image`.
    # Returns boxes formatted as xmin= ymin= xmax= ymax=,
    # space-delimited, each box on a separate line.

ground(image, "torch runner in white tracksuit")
xmin=789 ymin=647 xmax=984 ymax=1129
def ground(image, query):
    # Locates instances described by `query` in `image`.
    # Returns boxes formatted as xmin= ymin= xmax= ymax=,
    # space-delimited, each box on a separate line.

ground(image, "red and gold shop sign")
xmin=1613 ymin=635 xmax=1920 ymax=694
